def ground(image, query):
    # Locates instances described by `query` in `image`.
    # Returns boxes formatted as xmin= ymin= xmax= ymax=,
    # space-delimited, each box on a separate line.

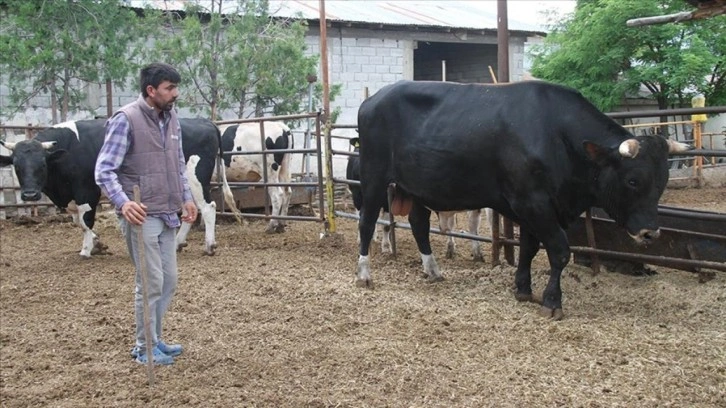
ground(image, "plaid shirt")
xmin=95 ymin=111 xmax=192 ymax=228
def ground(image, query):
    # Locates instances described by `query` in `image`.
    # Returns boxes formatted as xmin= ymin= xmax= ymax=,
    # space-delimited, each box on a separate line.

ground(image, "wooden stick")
xmin=133 ymin=185 xmax=155 ymax=386
xmin=488 ymin=66 xmax=498 ymax=84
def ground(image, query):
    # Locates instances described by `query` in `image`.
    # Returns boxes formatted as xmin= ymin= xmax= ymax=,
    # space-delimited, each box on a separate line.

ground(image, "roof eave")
xmin=307 ymin=18 xmax=546 ymax=36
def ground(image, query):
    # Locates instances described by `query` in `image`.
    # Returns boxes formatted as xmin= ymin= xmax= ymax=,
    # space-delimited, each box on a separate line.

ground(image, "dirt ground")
xmin=1 ymin=186 xmax=724 ymax=408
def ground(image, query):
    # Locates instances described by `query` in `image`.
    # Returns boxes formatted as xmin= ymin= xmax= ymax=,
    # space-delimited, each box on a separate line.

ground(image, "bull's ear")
xmin=667 ymin=139 xmax=693 ymax=153
xmin=350 ymin=137 xmax=360 ymax=148
xmin=583 ymin=141 xmax=615 ymax=166
xmin=0 ymin=155 xmax=13 ymax=167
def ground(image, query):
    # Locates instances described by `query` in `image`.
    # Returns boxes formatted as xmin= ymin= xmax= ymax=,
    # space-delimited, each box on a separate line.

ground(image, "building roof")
xmin=124 ymin=0 xmax=544 ymax=34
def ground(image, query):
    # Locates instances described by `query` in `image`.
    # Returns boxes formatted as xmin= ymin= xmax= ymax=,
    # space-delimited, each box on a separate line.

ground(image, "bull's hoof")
xmin=265 ymin=224 xmax=286 ymax=234
xmin=514 ymin=292 xmax=533 ymax=302
xmin=355 ymin=278 xmax=374 ymax=289
xmin=426 ymin=275 xmax=445 ymax=283
xmin=90 ymin=242 xmax=110 ymax=256
xmin=472 ymin=254 xmax=484 ymax=262
xmin=177 ymin=242 xmax=188 ymax=253
xmin=203 ymin=249 xmax=215 ymax=256
xmin=445 ymin=248 xmax=455 ymax=259
xmin=539 ymin=306 xmax=564 ymax=321
xmin=90 ymin=247 xmax=110 ymax=256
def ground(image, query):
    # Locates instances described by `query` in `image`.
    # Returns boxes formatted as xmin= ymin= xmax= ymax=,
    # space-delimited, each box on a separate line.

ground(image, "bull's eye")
xmin=628 ymin=178 xmax=638 ymax=188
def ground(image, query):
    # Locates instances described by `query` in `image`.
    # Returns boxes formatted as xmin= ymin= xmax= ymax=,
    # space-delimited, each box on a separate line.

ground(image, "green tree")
xmin=530 ymin=0 xmax=726 ymax=112
xmin=154 ymin=0 xmax=339 ymax=121
xmin=0 ymin=0 xmax=150 ymax=123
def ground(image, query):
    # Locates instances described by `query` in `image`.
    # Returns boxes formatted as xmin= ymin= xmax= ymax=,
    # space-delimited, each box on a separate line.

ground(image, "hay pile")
xmin=0 ymin=187 xmax=724 ymax=407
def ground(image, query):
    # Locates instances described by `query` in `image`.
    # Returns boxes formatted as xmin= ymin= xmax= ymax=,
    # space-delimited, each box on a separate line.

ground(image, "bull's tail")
xmin=216 ymin=128 xmax=244 ymax=225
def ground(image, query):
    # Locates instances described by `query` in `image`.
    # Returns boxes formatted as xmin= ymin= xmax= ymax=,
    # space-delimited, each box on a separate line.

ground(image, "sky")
xmin=483 ymin=0 xmax=577 ymax=30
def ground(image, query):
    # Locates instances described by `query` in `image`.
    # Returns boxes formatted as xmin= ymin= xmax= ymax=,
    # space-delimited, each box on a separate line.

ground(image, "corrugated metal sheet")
xmin=125 ymin=0 xmax=543 ymax=33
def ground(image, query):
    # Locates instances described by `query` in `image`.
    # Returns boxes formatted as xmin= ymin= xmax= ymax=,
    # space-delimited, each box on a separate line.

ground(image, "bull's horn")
xmin=618 ymin=139 xmax=640 ymax=158
xmin=0 ymin=140 xmax=16 ymax=150
xmin=667 ymin=139 xmax=693 ymax=153
xmin=41 ymin=141 xmax=56 ymax=149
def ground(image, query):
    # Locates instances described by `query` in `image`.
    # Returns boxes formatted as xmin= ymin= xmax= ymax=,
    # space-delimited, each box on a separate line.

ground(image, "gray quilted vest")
xmin=114 ymin=95 xmax=183 ymax=215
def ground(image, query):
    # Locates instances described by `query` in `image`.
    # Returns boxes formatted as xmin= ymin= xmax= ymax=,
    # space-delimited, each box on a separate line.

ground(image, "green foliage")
xmin=530 ymin=0 xmax=726 ymax=111
xmin=154 ymin=0 xmax=330 ymax=122
xmin=0 ymin=0 xmax=149 ymax=122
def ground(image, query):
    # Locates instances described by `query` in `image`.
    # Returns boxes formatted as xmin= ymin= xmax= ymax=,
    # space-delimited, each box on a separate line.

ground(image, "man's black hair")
xmin=140 ymin=63 xmax=181 ymax=97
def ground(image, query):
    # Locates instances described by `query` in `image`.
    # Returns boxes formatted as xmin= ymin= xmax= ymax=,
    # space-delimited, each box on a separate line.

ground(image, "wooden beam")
xmin=626 ymin=5 xmax=726 ymax=27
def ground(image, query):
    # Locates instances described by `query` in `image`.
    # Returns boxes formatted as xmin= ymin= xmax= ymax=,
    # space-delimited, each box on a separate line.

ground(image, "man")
xmin=95 ymin=62 xmax=198 ymax=365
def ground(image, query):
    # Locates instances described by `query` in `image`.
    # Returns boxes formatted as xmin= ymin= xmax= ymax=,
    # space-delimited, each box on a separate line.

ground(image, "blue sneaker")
xmin=134 ymin=346 xmax=174 ymax=365
xmin=157 ymin=340 xmax=183 ymax=357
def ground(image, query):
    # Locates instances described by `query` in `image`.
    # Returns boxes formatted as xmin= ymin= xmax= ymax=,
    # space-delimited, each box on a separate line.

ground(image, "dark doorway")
xmin=414 ymin=42 xmax=498 ymax=83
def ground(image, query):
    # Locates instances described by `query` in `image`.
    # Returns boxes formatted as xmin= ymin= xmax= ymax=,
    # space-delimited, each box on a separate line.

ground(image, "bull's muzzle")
xmin=21 ymin=191 xmax=42 ymax=201
xmin=629 ymin=228 xmax=661 ymax=245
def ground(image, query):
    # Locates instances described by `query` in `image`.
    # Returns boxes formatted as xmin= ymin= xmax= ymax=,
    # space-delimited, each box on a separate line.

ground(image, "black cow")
xmin=0 ymin=118 xmax=240 ymax=257
xmin=347 ymin=137 xmax=392 ymax=253
xmin=348 ymin=137 xmax=488 ymax=258
xmin=355 ymin=80 xmax=692 ymax=319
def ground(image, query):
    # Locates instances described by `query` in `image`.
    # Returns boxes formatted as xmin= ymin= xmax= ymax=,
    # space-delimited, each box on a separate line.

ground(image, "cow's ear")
xmin=583 ymin=141 xmax=615 ymax=166
xmin=46 ymin=149 xmax=67 ymax=164
xmin=0 ymin=155 xmax=12 ymax=167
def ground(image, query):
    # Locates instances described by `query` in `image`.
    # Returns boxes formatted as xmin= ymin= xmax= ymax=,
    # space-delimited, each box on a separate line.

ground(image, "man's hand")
xmin=121 ymin=200 xmax=147 ymax=225
xmin=181 ymin=201 xmax=198 ymax=224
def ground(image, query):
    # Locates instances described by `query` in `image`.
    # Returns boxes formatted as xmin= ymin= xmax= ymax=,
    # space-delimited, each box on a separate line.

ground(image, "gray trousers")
xmin=120 ymin=217 xmax=178 ymax=350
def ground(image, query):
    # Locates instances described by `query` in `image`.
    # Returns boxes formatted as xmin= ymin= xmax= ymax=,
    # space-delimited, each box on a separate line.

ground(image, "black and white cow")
xmin=355 ymin=80 xmax=692 ymax=319
xmin=348 ymin=137 xmax=490 ymax=259
xmin=176 ymin=118 xmax=242 ymax=255
xmin=1 ymin=120 xmax=108 ymax=257
xmin=217 ymin=121 xmax=292 ymax=234
xmin=0 ymin=118 xmax=240 ymax=257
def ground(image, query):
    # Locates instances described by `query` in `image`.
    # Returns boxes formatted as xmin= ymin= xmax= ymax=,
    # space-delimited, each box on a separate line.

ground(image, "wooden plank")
xmin=210 ymin=186 xmax=313 ymax=211
xmin=626 ymin=4 xmax=726 ymax=27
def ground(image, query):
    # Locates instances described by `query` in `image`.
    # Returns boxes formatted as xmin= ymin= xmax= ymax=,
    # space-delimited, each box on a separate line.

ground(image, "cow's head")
xmin=350 ymin=137 xmax=360 ymax=152
xmin=0 ymin=139 xmax=61 ymax=201
xmin=584 ymin=136 xmax=692 ymax=244
xmin=264 ymin=129 xmax=291 ymax=171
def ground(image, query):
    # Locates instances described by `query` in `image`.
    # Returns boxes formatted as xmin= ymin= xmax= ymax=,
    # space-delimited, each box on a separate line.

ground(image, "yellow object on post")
xmin=691 ymin=94 xmax=707 ymax=123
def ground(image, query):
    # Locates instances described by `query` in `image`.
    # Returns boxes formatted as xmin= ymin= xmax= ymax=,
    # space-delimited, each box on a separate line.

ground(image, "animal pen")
xmin=1 ymin=106 xmax=725 ymax=277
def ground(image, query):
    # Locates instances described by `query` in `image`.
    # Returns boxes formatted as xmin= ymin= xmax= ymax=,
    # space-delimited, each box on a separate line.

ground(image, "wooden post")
xmin=691 ymin=94 xmax=707 ymax=187
xmin=319 ymin=0 xmax=336 ymax=235
xmin=585 ymin=209 xmax=601 ymax=275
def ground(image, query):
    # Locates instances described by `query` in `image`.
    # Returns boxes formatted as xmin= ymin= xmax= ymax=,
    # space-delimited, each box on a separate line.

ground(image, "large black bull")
xmin=348 ymin=137 xmax=487 ymax=259
xmin=0 ymin=118 xmax=240 ymax=257
xmin=355 ymin=80 xmax=692 ymax=319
